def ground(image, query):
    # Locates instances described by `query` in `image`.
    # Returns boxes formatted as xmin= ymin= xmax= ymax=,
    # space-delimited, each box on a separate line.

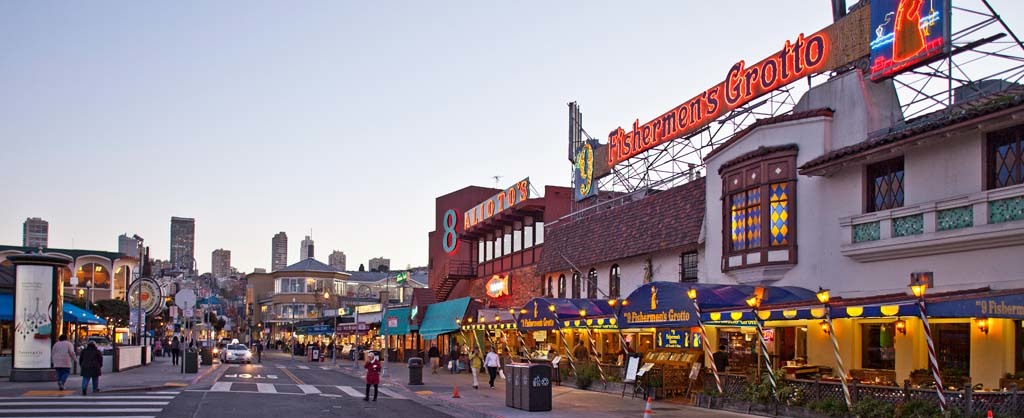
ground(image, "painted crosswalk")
xmin=188 ymin=383 xmax=406 ymax=399
xmin=0 ymin=391 xmax=179 ymax=418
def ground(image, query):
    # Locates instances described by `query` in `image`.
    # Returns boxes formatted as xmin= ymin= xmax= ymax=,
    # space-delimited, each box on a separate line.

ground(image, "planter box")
xmin=998 ymin=377 xmax=1024 ymax=390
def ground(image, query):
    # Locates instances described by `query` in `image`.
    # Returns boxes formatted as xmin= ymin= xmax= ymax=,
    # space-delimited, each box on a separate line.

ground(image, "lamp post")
xmin=324 ymin=290 xmax=338 ymax=364
xmin=911 ymin=281 xmax=947 ymax=412
xmin=687 ymin=287 xmax=723 ymax=394
xmin=816 ymin=288 xmax=852 ymax=409
xmin=746 ymin=289 xmax=777 ymax=400
xmin=291 ymin=297 xmax=296 ymax=360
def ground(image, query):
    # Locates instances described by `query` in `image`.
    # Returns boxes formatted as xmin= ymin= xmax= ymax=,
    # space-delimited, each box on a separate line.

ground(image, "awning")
xmin=297 ymin=324 xmax=334 ymax=335
xmin=0 ymin=293 xmax=11 ymax=321
xmin=515 ymin=298 xmax=617 ymax=331
xmin=63 ymin=303 xmax=107 ymax=325
xmin=418 ymin=297 xmax=472 ymax=340
xmin=382 ymin=307 xmax=411 ymax=336
xmin=618 ymin=282 xmax=817 ymax=328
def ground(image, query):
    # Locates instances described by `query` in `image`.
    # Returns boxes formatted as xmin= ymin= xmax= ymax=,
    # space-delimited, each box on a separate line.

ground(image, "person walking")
xmin=364 ymin=351 xmax=381 ymax=401
xmin=449 ymin=342 xmax=460 ymax=374
xmin=255 ymin=340 xmax=263 ymax=363
xmin=51 ymin=334 xmax=76 ymax=391
xmin=469 ymin=348 xmax=483 ymax=389
xmin=171 ymin=336 xmax=181 ymax=366
xmin=484 ymin=346 xmax=500 ymax=389
xmin=428 ymin=343 xmax=440 ymax=374
xmin=79 ymin=341 xmax=103 ymax=395
xmin=153 ymin=339 xmax=162 ymax=358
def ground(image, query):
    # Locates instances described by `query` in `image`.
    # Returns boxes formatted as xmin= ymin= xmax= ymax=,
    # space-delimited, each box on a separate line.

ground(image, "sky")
xmin=2 ymin=1 xmax=1022 ymax=274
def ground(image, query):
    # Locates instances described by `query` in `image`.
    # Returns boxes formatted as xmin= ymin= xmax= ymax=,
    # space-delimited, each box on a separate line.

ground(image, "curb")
xmin=334 ymin=367 xmax=499 ymax=418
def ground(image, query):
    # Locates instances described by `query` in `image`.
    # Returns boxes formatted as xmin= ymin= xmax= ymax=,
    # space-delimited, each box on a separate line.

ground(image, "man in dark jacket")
xmin=449 ymin=343 xmax=460 ymax=374
xmin=428 ymin=344 xmax=440 ymax=374
xmin=712 ymin=345 xmax=729 ymax=373
xmin=79 ymin=341 xmax=103 ymax=395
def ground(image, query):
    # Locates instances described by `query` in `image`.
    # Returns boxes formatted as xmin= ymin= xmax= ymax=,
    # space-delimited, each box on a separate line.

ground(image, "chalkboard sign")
xmin=624 ymin=354 xmax=642 ymax=383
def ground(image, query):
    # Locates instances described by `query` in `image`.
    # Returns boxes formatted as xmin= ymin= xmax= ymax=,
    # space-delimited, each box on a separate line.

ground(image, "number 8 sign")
xmin=442 ymin=209 xmax=459 ymax=254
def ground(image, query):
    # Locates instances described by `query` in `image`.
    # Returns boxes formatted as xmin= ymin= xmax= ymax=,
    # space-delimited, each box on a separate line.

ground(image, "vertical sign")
xmin=869 ymin=0 xmax=949 ymax=80
xmin=574 ymin=139 xmax=599 ymax=201
xmin=14 ymin=265 xmax=55 ymax=369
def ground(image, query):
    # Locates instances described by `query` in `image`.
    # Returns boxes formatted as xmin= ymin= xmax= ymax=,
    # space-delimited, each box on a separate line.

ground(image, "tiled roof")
xmin=537 ymin=178 xmax=705 ymax=274
xmin=800 ymin=86 xmax=1024 ymax=174
xmin=704 ymin=108 xmax=834 ymax=161
xmin=279 ymin=258 xmax=344 ymax=273
xmin=718 ymin=144 xmax=799 ymax=173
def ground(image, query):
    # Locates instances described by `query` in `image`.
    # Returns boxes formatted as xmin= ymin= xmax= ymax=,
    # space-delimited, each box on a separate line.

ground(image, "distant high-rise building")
xmin=170 ymin=217 xmax=195 ymax=271
xmin=369 ymin=257 xmax=390 ymax=272
xmin=22 ymin=217 xmax=48 ymax=248
xmin=118 ymin=234 xmax=140 ymax=257
xmin=212 ymin=249 xmax=231 ymax=278
xmin=271 ymin=232 xmax=288 ymax=272
xmin=253 ymin=268 xmax=267 ymax=274
xmin=329 ymin=251 xmax=347 ymax=271
xmin=300 ymin=236 xmax=314 ymax=260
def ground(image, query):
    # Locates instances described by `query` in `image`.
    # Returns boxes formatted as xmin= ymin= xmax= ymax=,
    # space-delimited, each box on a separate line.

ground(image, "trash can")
xmin=199 ymin=348 xmax=213 ymax=366
xmin=524 ymin=364 xmax=552 ymax=411
xmin=310 ymin=348 xmax=320 ymax=362
xmin=408 ymin=357 xmax=424 ymax=385
xmin=184 ymin=349 xmax=199 ymax=373
xmin=505 ymin=364 xmax=523 ymax=408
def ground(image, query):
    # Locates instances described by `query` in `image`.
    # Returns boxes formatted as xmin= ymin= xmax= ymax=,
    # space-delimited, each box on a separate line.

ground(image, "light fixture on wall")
xmin=975 ymin=318 xmax=989 ymax=335
xmin=819 ymin=320 xmax=831 ymax=334
xmin=894 ymin=318 xmax=907 ymax=335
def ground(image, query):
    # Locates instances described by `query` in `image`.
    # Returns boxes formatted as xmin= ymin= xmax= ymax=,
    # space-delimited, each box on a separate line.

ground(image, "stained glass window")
xmin=770 ymin=183 xmax=789 ymax=246
xmin=730 ymin=193 xmax=748 ymax=251
xmin=866 ymin=157 xmax=904 ymax=212
xmin=988 ymin=126 xmax=1024 ymax=189
xmin=721 ymin=149 xmax=797 ymax=269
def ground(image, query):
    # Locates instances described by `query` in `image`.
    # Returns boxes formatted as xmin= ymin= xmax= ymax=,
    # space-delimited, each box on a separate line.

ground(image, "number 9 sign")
xmin=442 ymin=209 xmax=459 ymax=254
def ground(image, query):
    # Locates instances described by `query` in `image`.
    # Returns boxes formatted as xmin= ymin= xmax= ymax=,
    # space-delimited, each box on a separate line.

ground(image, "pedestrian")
xmin=171 ymin=336 xmax=181 ymax=366
xmin=364 ymin=351 xmax=381 ymax=401
xmin=255 ymin=340 xmax=263 ymax=363
xmin=572 ymin=339 xmax=589 ymax=364
xmin=484 ymin=346 xmax=500 ymax=389
xmin=79 ymin=341 xmax=103 ymax=395
xmin=51 ymin=334 xmax=76 ymax=391
xmin=713 ymin=344 xmax=729 ymax=373
xmin=449 ymin=342 xmax=460 ymax=374
xmin=153 ymin=339 xmax=162 ymax=359
xmin=469 ymin=348 xmax=483 ymax=389
xmin=428 ymin=343 xmax=440 ymax=374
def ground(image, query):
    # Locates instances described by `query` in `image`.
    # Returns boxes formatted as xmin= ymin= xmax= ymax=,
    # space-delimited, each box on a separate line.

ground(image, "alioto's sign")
xmin=464 ymin=178 xmax=531 ymax=230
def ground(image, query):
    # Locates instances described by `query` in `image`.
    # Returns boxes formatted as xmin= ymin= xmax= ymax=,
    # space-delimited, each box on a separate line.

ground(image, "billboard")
xmin=573 ymin=140 xmax=599 ymax=201
xmin=14 ymin=265 xmax=55 ymax=369
xmin=870 ymin=0 xmax=950 ymax=80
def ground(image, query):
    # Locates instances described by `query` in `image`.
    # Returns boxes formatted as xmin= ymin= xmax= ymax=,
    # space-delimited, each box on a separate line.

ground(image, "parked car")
xmin=219 ymin=344 xmax=252 ymax=364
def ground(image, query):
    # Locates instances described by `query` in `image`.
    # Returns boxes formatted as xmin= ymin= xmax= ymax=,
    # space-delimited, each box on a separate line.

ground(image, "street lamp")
xmin=816 ymin=287 xmax=851 ymax=409
xmin=324 ymin=290 xmax=338 ymax=364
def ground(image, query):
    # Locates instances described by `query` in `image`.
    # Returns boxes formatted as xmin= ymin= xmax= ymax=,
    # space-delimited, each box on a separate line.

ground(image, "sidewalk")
xmin=336 ymin=359 xmax=756 ymax=418
xmin=0 ymin=352 xmax=218 ymax=397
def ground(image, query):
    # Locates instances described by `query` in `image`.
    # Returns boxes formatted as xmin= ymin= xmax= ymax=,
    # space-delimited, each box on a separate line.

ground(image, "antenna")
xmin=492 ymin=175 xmax=503 ymax=187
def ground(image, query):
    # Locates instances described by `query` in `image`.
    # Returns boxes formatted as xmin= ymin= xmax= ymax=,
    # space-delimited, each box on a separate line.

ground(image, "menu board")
xmin=624 ymin=354 xmax=641 ymax=383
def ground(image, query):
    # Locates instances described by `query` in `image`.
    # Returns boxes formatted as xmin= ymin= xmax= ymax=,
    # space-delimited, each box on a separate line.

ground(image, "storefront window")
xmin=571 ymin=272 xmax=580 ymax=298
xmin=861 ymin=323 xmax=896 ymax=370
xmin=586 ymin=269 xmax=598 ymax=299
xmin=1016 ymin=320 xmax=1024 ymax=373
xmin=558 ymin=274 xmax=566 ymax=298
xmin=609 ymin=265 xmax=620 ymax=298
xmin=933 ymin=323 xmax=970 ymax=376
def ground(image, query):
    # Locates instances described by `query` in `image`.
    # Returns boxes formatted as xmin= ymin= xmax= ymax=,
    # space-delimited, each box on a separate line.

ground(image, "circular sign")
xmin=175 ymin=289 xmax=197 ymax=310
xmin=128 ymin=278 xmax=163 ymax=315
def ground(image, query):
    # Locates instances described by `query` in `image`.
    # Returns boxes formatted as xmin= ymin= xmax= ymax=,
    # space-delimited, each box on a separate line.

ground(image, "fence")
xmin=706 ymin=373 xmax=1024 ymax=416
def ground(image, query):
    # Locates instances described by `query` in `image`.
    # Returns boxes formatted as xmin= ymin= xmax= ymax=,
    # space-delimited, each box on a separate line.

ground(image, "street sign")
xmin=175 ymin=289 xmax=196 ymax=310
xmin=396 ymin=271 xmax=408 ymax=285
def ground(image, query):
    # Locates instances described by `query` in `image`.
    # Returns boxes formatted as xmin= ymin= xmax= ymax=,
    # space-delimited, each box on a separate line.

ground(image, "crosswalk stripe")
xmin=146 ymin=391 xmax=181 ymax=394
xmin=211 ymin=382 xmax=232 ymax=392
xmin=297 ymin=384 xmax=320 ymax=394
xmin=257 ymin=383 xmax=277 ymax=393
xmin=0 ymin=396 xmax=174 ymax=400
xmin=0 ymin=416 xmax=156 ymax=418
xmin=0 ymin=408 xmax=163 ymax=413
xmin=377 ymin=388 xmax=405 ymax=399
xmin=336 ymin=386 xmax=363 ymax=397
xmin=297 ymin=366 xmax=309 ymax=370
xmin=0 ymin=401 xmax=169 ymax=406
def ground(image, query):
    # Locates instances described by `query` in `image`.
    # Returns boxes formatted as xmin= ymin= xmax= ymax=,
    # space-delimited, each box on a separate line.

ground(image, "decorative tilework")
xmin=853 ymin=222 xmax=881 ymax=243
xmin=892 ymin=214 xmax=924 ymax=237
xmin=937 ymin=206 xmax=974 ymax=231
xmin=989 ymin=196 xmax=1024 ymax=224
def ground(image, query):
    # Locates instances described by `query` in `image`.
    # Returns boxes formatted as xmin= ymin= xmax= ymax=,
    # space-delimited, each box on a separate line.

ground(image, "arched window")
xmin=587 ymin=268 xmax=598 ymax=299
xmin=76 ymin=263 xmax=110 ymax=289
xmin=558 ymin=274 xmax=566 ymax=298
xmin=571 ymin=272 xmax=581 ymax=299
xmin=546 ymin=276 xmax=553 ymax=296
xmin=609 ymin=264 xmax=621 ymax=298
xmin=114 ymin=266 xmax=130 ymax=298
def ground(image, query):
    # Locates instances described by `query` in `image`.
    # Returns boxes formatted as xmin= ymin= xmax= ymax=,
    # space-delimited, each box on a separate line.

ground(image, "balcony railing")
xmin=840 ymin=183 xmax=1024 ymax=261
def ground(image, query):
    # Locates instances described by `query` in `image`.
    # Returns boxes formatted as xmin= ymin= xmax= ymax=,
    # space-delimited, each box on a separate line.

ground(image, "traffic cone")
xmin=987 ymin=411 xmax=993 ymax=418
xmin=452 ymin=385 xmax=461 ymax=398
xmin=643 ymin=396 xmax=653 ymax=418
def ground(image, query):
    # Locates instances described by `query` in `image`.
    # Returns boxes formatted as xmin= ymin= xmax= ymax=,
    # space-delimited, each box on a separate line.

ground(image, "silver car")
xmin=220 ymin=344 xmax=252 ymax=364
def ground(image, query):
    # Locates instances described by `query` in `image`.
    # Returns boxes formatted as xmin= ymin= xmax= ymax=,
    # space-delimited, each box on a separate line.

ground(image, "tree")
xmin=358 ymin=264 xmax=365 ymax=272
xmin=92 ymin=299 xmax=129 ymax=344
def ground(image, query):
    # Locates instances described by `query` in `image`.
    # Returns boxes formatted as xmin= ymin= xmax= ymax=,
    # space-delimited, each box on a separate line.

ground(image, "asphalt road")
xmin=159 ymin=360 xmax=459 ymax=418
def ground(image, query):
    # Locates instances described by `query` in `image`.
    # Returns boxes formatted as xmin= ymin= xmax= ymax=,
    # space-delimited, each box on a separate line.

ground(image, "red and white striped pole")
xmin=690 ymin=296 xmax=723 ymax=394
xmin=918 ymin=298 xmax=947 ymax=412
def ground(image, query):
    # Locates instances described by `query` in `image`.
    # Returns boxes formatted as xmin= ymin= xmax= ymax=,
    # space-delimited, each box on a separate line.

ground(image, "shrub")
xmin=574 ymin=362 xmax=600 ymax=390
xmin=852 ymin=396 xmax=896 ymax=418
xmin=898 ymin=399 xmax=940 ymax=418
xmin=807 ymin=398 xmax=849 ymax=417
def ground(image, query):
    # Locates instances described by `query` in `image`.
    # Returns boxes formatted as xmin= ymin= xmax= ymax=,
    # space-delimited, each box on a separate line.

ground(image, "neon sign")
xmin=607 ymin=32 xmax=830 ymax=167
xmin=574 ymin=140 xmax=598 ymax=201
xmin=486 ymin=274 xmax=510 ymax=298
xmin=464 ymin=178 xmax=531 ymax=230
xmin=869 ymin=0 xmax=948 ymax=81
xmin=441 ymin=210 xmax=459 ymax=254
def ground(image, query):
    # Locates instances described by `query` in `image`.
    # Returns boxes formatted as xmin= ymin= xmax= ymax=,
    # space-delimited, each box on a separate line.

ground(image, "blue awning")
xmin=0 ymin=293 xmax=11 ymax=321
xmin=382 ymin=307 xmax=411 ymax=336
xmin=64 ymin=303 xmax=107 ymax=325
xmin=418 ymin=297 xmax=471 ymax=340
xmin=618 ymin=282 xmax=817 ymax=328
xmin=516 ymin=298 xmax=620 ymax=331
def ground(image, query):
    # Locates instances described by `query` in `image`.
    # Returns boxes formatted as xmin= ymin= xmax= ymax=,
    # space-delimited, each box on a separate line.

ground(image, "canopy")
xmin=64 ymin=303 xmax=107 ymax=325
xmin=618 ymin=282 xmax=817 ymax=328
xmin=0 ymin=293 xmax=11 ymax=321
xmin=382 ymin=307 xmax=411 ymax=336
xmin=418 ymin=297 xmax=472 ymax=340
xmin=514 ymin=298 xmax=619 ymax=331
xmin=297 ymin=324 xmax=334 ymax=335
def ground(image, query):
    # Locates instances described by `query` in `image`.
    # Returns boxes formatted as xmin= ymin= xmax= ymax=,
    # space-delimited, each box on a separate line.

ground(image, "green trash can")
xmin=200 ymin=348 xmax=214 ymax=366
xmin=184 ymin=349 xmax=199 ymax=373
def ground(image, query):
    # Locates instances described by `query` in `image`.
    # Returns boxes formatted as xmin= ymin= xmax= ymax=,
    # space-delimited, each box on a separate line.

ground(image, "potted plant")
xmin=909 ymin=368 xmax=932 ymax=386
xmin=999 ymin=371 xmax=1024 ymax=390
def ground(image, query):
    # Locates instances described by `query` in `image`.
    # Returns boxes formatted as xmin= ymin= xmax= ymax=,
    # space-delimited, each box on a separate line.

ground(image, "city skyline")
xmin=3 ymin=1 xmax=1023 ymax=273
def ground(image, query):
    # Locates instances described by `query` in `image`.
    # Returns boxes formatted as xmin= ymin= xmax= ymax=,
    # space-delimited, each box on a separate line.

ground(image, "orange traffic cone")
xmin=452 ymin=386 xmax=461 ymax=398
xmin=643 ymin=396 xmax=653 ymax=418
xmin=987 ymin=411 xmax=993 ymax=418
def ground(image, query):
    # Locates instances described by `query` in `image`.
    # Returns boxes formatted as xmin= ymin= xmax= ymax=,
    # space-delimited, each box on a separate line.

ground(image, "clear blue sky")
xmin=2 ymin=1 xmax=1021 ymax=273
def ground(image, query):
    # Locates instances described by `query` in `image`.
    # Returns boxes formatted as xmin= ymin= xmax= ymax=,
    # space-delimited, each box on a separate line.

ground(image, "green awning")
xmin=382 ymin=307 xmax=411 ymax=336
xmin=418 ymin=297 xmax=471 ymax=340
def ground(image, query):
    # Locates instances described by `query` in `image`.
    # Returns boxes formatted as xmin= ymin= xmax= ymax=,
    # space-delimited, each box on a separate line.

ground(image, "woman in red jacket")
xmin=364 ymin=351 xmax=381 ymax=401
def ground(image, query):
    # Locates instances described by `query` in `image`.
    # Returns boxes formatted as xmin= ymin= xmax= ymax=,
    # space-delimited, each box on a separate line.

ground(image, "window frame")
xmin=571 ymin=271 xmax=581 ymax=299
xmin=865 ymin=156 xmax=906 ymax=213
xmin=679 ymin=252 xmax=698 ymax=282
xmin=558 ymin=274 xmax=567 ymax=298
xmin=721 ymin=148 xmax=798 ymax=271
xmin=609 ymin=264 xmax=621 ymax=298
xmin=987 ymin=124 xmax=1024 ymax=190
xmin=586 ymin=268 xmax=598 ymax=299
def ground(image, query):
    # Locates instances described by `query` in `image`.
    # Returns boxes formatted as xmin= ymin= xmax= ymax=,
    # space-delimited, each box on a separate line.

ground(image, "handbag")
xmin=499 ymin=368 xmax=506 ymax=379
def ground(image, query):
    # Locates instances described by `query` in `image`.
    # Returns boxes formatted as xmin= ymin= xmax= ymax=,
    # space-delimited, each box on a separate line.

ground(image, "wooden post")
xmin=903 ymin=379 xmax=911 ymax=403
xmin=964 ymin=381 xmax=973 ymax=416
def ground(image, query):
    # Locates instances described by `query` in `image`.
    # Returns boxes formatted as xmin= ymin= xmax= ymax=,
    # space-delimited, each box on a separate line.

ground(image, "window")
xmin=478 ymin=241 xmax=484 ymax=264
xmin=988 ymin=125 xmax=1024 ymax=189
xmin=860 ymin=323 xmax=896 ymax=370
xmin=1016 ymin=320 xmax=1024 ymax=374
xmin=546 ymin=276 xmax=553 ymax=297
xmin=933 ymin=323 xmax=970 ymax=375
xmin=513 ymin=222 xmax=523 ymax=252
xmin=536 ymin=221 xmax=545 ymax=245
xmin=503 ymin=227 xmax=512 ymax=256
xmin=722 ymin=147 xmax=797 ymax=270
xmin=558 ymin=274 xmax=566 ymax=298
xmin=76 ymin=263 xmax=111 ymax=289
xmin=866 ymin=157 xmax=905 ymax=212
xmin=524 ymin=219 xmax=535 ymax=248
xmin=571 ymin=272 xmax=581 ymax=298
xmin=586 ymin=268 xmax=598 ymax=299
xmin=609 ymin=265 xmax=621 ymax=298
xmin=680 ymin=252 xmax=698 ymax=282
